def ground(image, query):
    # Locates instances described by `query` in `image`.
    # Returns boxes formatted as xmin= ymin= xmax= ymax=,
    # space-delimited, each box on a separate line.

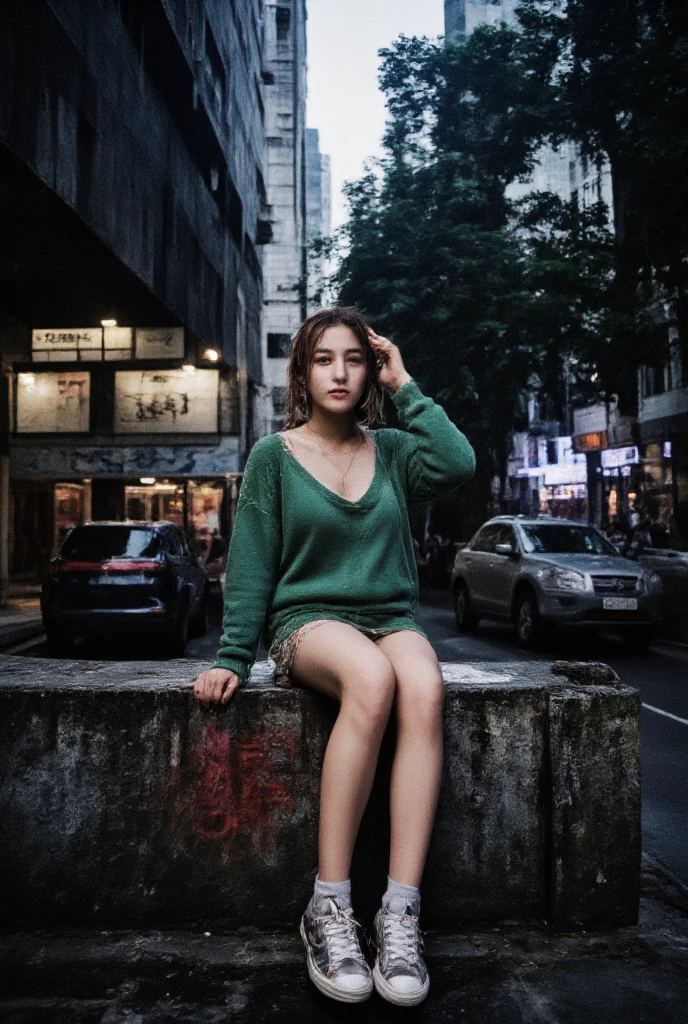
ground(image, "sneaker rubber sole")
xmin=299 ymin=916 xmax=373 ymax=1004
xmin=372 ymin=960 xmax=430 ymax=1007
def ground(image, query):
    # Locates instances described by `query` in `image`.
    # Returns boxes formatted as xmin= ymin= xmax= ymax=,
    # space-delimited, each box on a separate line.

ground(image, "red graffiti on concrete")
xmin=187 ymin=723 xmax=297 ymax=852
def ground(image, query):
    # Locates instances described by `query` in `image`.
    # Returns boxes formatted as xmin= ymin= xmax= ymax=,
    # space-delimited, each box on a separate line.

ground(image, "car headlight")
xmin=538 ymin=567 xmax=588 ymax=591
xmin=643 ymin=571 xmax=662 ymax=591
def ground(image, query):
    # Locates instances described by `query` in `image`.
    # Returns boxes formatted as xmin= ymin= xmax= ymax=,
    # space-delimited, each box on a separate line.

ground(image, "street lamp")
xmin=202 ymin=348 xmax=221 ymax=362
xmin=101 ymin=319 xmax=117 ymax=328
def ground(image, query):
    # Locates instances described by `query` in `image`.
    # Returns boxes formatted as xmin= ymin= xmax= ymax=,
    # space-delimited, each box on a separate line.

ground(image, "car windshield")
xmin=520 ymin=523 xmax=618 ymax=556
xmin=60 ymin=526 xmax=160 ymax=561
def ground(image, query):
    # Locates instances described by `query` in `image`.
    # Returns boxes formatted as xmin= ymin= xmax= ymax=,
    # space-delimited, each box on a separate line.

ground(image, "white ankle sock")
xmin=382 ymin=876 xmax=421 ymax=916
xmin=309 ymin=873 xmax=352 ymax=913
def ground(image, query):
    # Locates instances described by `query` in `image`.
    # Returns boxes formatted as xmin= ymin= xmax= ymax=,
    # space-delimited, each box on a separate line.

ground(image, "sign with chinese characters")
xmin=32 ymin=328 xmax=102 ymax=362
xmin=16 ymin=372 xmax=90 ymax=433
xmin=114 ymin=369 xmax=218 ymax=434
xmin=135 ymin=327 xmax=185 ymax=360
xmin=601 ymin=446 xmax=639 ymax=470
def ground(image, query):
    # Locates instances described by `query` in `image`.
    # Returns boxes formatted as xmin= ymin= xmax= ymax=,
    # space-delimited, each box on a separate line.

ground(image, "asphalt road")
xmin=11 ymin=586 xmax=688 ymax=889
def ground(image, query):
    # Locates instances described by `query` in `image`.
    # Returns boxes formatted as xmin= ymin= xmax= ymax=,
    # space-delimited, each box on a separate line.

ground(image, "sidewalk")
xmin=0 ymin=857 xmax=686 ymax=1023
xmin=0 ymin=583 xmax=42 ymax=651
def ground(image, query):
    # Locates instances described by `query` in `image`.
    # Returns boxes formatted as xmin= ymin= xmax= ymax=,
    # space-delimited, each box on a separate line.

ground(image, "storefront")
xmin=9 ymin=325 xmax=245 ymax=580
xmin=601 ymin=442 xmax=675 ymax=538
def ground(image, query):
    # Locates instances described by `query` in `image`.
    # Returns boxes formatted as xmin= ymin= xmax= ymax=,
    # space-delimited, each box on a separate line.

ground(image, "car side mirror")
xmin=495 ymin=543 xmax=518 ymax=557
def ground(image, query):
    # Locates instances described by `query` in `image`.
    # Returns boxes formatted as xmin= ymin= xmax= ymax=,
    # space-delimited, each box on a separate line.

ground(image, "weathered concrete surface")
xmin=0 ymin=656 xmax=640 ymax=930
xmin=0 ymin=859 xmax=685 ymax=1024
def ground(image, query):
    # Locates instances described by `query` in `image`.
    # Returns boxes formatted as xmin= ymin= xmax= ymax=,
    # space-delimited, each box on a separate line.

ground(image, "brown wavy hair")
xmin=284 ymin=306 xmax=385 ymax=429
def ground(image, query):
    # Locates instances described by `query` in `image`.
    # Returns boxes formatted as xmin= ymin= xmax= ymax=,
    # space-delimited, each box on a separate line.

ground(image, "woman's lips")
xmin=328 ymin=390 xmax=349 ymax=397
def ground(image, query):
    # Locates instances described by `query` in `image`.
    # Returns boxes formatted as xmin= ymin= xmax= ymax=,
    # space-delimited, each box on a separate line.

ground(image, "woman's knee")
xmin=341 ymin=652 xmax=396 ymax=734
xmin=396 ymin=673 xmax=445 ymax=734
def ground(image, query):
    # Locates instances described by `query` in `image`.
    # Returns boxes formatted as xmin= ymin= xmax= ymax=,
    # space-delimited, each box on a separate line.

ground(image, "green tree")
xmin=518 ymin=0 xmax=688 ymax=392
xmin=330 ymin=28 xmax=615 ymax=534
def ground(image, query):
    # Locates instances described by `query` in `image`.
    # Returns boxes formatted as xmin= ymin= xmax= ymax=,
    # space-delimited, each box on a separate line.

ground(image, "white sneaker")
xmin=300 ymin=896 xmax=373 ymax=1003
xmin=372 ymin=903 xmax=430 ymax=1006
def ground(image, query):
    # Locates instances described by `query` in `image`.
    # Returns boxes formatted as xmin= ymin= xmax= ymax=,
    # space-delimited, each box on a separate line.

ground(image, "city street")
xmin=8 ymin=584 xmax=688 ymax=891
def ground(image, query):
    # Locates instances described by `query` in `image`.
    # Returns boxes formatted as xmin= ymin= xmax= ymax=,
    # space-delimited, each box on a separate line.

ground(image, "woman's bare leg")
xmin=291 ymin=621 xmax=397 ymax=882
xmin=374 ymin=631 xmax=444 ymax=888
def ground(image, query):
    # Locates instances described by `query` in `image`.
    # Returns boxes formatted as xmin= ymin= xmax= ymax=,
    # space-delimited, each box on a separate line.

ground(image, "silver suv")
xmin=451 ymin=515 xmax=663 ymax=650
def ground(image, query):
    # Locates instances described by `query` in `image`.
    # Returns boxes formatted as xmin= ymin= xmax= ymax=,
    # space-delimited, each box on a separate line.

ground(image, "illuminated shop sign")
xmin=114 ymin=369 xmax=219 ymax=434
xmin=31 ymin=326 xmax=184 ymax=362
xmin=573 ymin=431 xmax=608 ymax=453
xmin=601 ymin=446 xmax=639 ymax=470
xmin=16 ymin=371 xmax=90 ymax=433
xmin=134 ymin=327 xmax=184 ymax=360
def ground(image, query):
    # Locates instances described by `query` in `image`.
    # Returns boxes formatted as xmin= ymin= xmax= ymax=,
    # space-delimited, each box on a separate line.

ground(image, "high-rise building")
xmin=258 ymin=0 xmax=308 ymax=436
xmin=0 ymin=0 xmax=271 ymax=590
xmin=305 ymin=128 xmax=332 ymax=315
xmin=257 ymin=5 xmax=331 ymax=436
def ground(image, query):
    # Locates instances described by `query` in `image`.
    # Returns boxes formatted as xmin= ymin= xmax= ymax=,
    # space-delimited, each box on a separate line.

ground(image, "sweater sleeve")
xmin=213 ymin=438 xmax=282 ymax=685
xmin=391 ymin=380 xmax=476 ymax=505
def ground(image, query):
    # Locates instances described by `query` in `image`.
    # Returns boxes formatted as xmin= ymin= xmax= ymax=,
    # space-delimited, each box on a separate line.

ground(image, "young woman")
xmin=193 ymin=306 xmax=475 ymax=1007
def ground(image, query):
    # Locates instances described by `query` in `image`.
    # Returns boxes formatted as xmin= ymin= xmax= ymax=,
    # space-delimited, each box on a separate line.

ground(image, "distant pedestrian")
xmin=193 ymin=306 xmax=475 ymax=1007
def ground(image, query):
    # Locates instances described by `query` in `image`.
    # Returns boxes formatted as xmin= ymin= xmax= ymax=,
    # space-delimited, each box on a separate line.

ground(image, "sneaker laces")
xmin=380 ymin=910 xmax=425 ymax=973
xmin=317 ymin=900 xmax=368 ymax=975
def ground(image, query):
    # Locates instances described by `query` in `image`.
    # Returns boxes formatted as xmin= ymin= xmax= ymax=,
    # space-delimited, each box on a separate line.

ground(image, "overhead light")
xmin=140 ymin=477 xmax=156 ymax=485
xmin=101 ymin=319 xmax=117 ymax=328
xmin=203 ymin=347 xmax=221 ymax=362
xmin=182 ymin=363 xmax=196 ymax=374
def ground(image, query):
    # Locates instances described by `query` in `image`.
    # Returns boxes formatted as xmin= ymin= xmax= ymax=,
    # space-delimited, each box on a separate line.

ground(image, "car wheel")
xmin=189 ymin=588 xmax=209 ymax=637
xmin=454 ymin=582 xmax=480 ymax=633
xmin=622 ymin=626 xmax=654 ymax=652
xmin=45 ymin=628 xmax=74 ymax=656
xmin=514 ymin=589 xmax=541 ymax=648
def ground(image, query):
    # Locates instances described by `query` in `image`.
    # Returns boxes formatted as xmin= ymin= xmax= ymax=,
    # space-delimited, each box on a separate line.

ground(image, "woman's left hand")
xmin=367 ymin=328 xmax=413 ymax=394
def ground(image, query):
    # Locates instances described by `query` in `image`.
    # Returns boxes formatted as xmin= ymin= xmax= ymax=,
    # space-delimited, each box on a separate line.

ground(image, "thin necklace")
xmin=305 ymin=421 xmax=367 ymax=495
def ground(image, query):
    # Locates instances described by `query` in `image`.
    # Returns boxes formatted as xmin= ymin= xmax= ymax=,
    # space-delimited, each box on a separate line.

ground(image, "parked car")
xmin=41 ymin=521 xmax=209 ymax=655
xmin=451 ymin=515 xmax=663 ymax=650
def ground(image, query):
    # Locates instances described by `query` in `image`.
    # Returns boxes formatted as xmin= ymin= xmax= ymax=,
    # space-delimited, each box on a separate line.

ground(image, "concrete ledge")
xmin=0 ymin=656 xmax=640 ymax=930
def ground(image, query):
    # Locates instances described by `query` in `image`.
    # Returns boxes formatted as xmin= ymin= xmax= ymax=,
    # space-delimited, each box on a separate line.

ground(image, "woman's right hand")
xmin=193 ymin=668 xmax=241 ymax=705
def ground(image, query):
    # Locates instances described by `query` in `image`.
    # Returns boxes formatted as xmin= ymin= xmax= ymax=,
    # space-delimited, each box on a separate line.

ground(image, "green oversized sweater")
xmin=214 ymin=381 xmax=476 ymax=684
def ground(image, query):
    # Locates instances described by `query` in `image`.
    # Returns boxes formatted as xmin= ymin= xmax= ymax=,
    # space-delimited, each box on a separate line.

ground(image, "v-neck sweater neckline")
xmin=277 ymin=430 xmax=380 ymax=510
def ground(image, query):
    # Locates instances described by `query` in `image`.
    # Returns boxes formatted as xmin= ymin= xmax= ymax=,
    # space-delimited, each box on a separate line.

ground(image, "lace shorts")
xmin=267 ymin=619 xmax=408 ymax=688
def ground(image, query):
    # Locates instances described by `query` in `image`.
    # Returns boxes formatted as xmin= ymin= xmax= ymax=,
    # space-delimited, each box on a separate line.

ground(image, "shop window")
xmin=546 ymin=439 xmax=558 ymax=465
xmin=268 ymin=333 xmax=291 ymax=358
xmin=125 ymin=481 xmax=184 ymax=525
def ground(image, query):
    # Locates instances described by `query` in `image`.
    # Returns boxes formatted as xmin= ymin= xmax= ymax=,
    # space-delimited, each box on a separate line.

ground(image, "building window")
xmin=204 ymin=20 xmax=227 ymax=103
xmin=272 ymin=386 xmax=287 ymax=415
xmin=276 ymin=6 xmax=291 ymax=41
xmin=267 ymin=333 xmax=292 ymax=359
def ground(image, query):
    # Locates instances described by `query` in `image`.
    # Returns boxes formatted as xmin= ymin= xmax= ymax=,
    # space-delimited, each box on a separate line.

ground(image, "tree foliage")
xmin=317 ymin=2 xmax=686 ymax=531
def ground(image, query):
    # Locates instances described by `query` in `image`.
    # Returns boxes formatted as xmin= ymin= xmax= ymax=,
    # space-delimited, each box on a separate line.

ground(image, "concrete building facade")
xmin=305 ymin=127 xmax=332 ymax=314
xmin=257 ymin=0 xmax=308 ymax=438
xmin=0 ymin=0 xmax=271 ymax=592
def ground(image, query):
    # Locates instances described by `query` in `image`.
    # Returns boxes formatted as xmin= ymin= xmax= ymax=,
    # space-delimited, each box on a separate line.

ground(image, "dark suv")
xmin=41 ymin=521 xmax=208 ymax=655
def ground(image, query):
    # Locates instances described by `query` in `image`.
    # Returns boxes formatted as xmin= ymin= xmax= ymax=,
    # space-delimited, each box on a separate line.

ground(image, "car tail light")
xmin=106 ymin=560 xmax=166 ymax=576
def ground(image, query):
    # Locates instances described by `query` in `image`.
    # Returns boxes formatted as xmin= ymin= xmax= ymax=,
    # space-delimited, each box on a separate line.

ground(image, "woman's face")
xmin=307 ymin=324 xmax=368 ymax=416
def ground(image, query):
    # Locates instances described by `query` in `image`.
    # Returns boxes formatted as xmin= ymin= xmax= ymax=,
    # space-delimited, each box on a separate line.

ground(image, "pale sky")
xmin=306 ymin=0 xmax=445 ymax=229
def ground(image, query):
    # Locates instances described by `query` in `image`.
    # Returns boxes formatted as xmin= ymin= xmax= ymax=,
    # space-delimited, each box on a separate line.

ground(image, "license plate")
xmin=603 ymin=597 xmax=637 ymax=611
